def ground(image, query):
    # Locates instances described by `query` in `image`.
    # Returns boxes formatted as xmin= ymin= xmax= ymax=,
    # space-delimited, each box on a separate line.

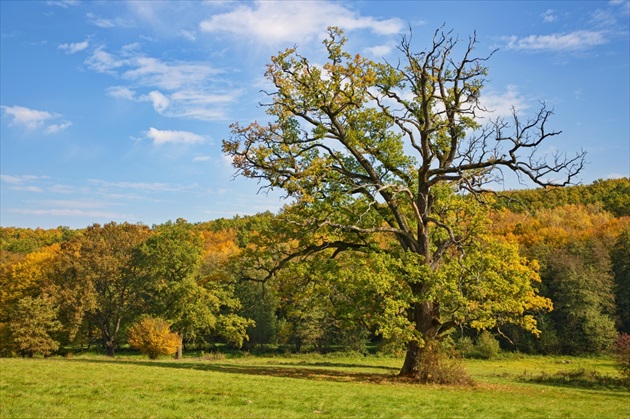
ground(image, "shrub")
xmin=475 ymin=331 xmax=501 ymax=359
xmin=456 ymin=332 xmax=501 ymax=359
xmin=613 ymin=333 xmax=630 ymax=382
xmin=128 ymin=317 xmax=180 ymax=360
xmin=413 ymin=340 xmax=473 ymax=385
xmin=455 ymin=336 xmax=474 ymax=357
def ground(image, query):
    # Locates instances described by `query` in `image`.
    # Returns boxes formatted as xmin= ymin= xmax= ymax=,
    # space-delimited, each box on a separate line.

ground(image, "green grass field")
xmin=1 ymin=353 xmax=628 ymax=418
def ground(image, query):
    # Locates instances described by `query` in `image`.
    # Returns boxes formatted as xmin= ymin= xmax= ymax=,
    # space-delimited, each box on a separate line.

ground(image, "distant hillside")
xmin=497 ymin=178 xmax=629 ymax=217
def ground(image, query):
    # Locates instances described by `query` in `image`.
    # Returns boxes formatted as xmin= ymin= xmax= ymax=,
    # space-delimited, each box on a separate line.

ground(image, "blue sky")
xmin=1 ymin=0 xmax=629 ymax=229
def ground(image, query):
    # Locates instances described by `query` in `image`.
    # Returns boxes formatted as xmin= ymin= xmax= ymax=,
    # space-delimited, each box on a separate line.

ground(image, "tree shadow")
xmin=517 ymin=369 xmax=630 ymax=393
xmin=66 ymin=358 xmax=400 ymax=385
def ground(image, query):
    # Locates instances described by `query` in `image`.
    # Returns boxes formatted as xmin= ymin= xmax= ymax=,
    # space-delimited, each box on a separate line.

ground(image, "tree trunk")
xmin=399 ymin=338 xmax=422 ymax=377
xmin=105 ymin=340 xmax=115 ymax=357
xmin=176 ymin=337 xmax=183 ymax=360
xmin=398 ymin=300 xmax=440 ymax=381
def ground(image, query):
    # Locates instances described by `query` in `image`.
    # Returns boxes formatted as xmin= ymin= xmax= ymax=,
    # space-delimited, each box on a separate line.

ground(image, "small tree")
xmin=128 ymin=317 xmax=180 ymax=360
xmin=9 ymin=295 xmax=61 ymax=357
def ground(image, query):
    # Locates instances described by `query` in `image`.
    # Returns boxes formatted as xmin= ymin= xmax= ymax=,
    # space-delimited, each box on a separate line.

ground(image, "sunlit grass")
xmin=1 ymin=353 xmax=628 ymax=418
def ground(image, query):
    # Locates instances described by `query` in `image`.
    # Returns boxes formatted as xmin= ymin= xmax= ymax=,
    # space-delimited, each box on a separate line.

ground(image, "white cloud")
xmin=89 ymin=178 xmax=199 ymax=192
xmin=167 ymin=107 xmax=227 ymax=120
xmin=85 ymin=47 xmax=126 ymax=73
xmin=45 ymin=121 xmax=73 ymax=134
xmin=58 ymin=40 xmax=89 ymax=54
xmin=1 ymin=105 xmax=71 ymax=134
xmin=44 ymin=0 xmax=79 ymax=8
xmin=1 ymin=175 xmax=23 ymax=184
xmin=107 ymin=84 xmax=235 ymax=120
xmin=1 ymin=174 xmax=49 ymax=184
xmin=40 ymin=199 xmax=108 ymax=209
xmin=222 ymin=154 xmax=234 ymax=167
xmin=542 ymin=9 xmax=557 ymax=23
xmin=180 ymin=30 xmax=196 ymax=41
xmin=144 ymin=90 xmax=170 ymax=113
xmin=170 ymin=90 xmax=238 ymax=105
xmin=84 ymin=44 xmax=235 ymax=121
xmin=1 ymin=105 xmax=56 ymax=129
xmin=192 ymin=155 xmax=211 ymax=162
xmin=49 ymin=184 xmax=77 ymax=194
xmin=9 ymin=208 xmax=130 ymax=219
xmin=86 ymin=12 xmax=135 ymax=29
xmin=87 ymin=48 xmax=221 ymax=91
xmin=107 ymin=86 xmax=136 ymax=100
xmin=199 ymin=1 xmax=404 ymax=45
xmin=12 ymin=185 xmax=44 ymax=193
xmin=364 ymin=44 xmax=394 ymax=57
xmin=145 ymin=127 xmax=207 ymax=145
xmin=504 ymin=30 xmax=607 ymax=52
xmin=479 ymin=85 xmax=529 ymax=118
xmin=122 ymin=56 xmax=221 ymax=91
xmin=0 ymin=174 xmax=50 ymax=192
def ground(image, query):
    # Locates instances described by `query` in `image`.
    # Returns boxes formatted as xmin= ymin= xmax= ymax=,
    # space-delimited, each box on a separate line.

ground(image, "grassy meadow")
xmin=1 ymin=352 xmax=628 ymax=418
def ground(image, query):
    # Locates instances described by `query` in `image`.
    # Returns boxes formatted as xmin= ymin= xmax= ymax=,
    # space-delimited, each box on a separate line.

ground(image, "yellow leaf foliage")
xmin=127 ymin=317 xmax=180 ymax=360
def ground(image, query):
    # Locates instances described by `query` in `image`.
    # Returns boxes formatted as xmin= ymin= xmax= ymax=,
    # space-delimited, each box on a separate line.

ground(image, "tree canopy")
xmin=223 ymin=27 xmax=585 ymax=381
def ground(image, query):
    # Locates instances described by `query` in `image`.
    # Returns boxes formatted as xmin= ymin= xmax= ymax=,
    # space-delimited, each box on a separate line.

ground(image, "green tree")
xmin=613 ymin=228 xmax=630 ymax=333
xmin=223 ymin=28 xmax=582 ymax=381
xmin=59 ymin=222 xmax=152 ymax=357
xmin=139 ymin=219 xmax=251 ymax=355
xmin=541 ymin=239 xmax=618 ymax=354
xmin=8 ymin=295 xmax=61 ymax=357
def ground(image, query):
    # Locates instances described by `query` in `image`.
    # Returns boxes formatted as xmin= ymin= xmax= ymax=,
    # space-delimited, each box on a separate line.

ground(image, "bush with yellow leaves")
xmin=128 ymin=317 xmax=180 ymax=360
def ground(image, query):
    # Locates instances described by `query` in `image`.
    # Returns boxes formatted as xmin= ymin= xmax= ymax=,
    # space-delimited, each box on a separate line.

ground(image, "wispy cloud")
xmin=1 ymin=105 xmax=56 ymax=129
xmin=89 ymin=178 xmax=199 ymax=193
xmin=58 ymin=40 xmax=89 ymax=54
xmin=87 ymin=46 xmax=235 ymax=120
xmin=504 ymin=30 xmax=607 ymax=52
xmin=86 ymin=12 xmax=135 ymax=29
xmin=364 ymin=44 xmax=394 ymax=57
xmin=145 ymin=127 xmax=208 ymax=145
xmin=85 ymin=47 xmax=126 ymax=73
xmin=143 ymin=90 xmax=170 ymax=113
xmin=44 ymin=0 xmax=80 ymax=8
xmin=8 ymin=208 xmax=131 ymax=219
xmin=192 ymin=155 xmax=211 ymax=162
xmin=179 ymin=30 xmax=196 ymax=41
xmin=199 ymin=1 xmax=404 ymax=45
xmin=121 ymin=56 xmax=221 ymax=91
xmin=45 ymin=121 xmax=73 ymax=134
xmin=1 ymin=174 xmax=51 ymax=193
xmin=106 ymin=85 xmax=136 ymax=100
xmin=1 ymin=105 xmax=71 ymax=133
xmin=479 ymin=85 xmax=530 ymax=119
xmin=541 ymin=9 xmax=557 ymax=23
xmin=1 ymin=174 xmax=48 ymax=184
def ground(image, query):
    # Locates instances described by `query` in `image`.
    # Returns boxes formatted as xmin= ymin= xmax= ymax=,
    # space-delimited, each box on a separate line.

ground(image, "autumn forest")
xmin=2 ymin=178 xmax=628 ymax=366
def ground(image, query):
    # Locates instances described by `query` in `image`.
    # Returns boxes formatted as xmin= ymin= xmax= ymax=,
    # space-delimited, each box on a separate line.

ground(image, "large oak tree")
xmin=223 ymin=28 xmax=584 ymax=381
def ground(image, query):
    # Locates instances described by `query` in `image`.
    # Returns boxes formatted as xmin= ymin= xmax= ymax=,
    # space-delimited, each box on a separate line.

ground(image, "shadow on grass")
xmin=65 ymin=358 xmax=400 ymax=385
xmin=517 ymin=368 xmax=629 ymax=392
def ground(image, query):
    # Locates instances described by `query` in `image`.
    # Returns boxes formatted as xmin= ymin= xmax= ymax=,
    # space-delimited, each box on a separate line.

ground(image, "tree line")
xmin=1 ymin=178 xmax=628 ymax=359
